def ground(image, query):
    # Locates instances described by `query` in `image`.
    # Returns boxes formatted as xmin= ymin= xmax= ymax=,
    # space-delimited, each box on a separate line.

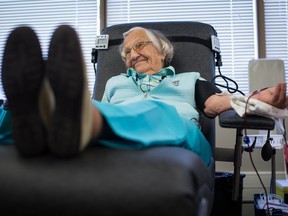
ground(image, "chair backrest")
xmin=93 ymin=21 xmax=218 ymax=148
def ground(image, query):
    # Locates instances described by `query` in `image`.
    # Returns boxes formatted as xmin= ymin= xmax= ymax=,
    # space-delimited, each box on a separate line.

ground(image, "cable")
xmin=243 ymin=91 xmax=271 ymax=216
xmin=211 ymin=52 xmax=245 ymax=95
xmin=91 ymin=48 xmax=98 ymax=75
xmin=93 ymin=62 xmax=97 ymax=75
xmin=282 ymin=119 xmax=287 ymax=146
xmin=212 ymin=65 xmax=245 ymax=95
xmin=211 ymin=51 xmax=245 ymax=95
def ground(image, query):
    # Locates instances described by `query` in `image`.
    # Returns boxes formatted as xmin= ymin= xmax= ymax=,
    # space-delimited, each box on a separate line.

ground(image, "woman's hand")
xmin=252 ymin=82 xmax=288 ymax=109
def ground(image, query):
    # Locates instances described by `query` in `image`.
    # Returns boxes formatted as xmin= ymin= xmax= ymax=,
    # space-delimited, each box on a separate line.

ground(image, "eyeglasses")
xmin=121 ymin=41 xmax=152 ymax=59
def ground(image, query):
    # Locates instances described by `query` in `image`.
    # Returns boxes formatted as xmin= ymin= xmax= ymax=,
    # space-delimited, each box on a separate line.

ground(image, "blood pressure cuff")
xmin=195 ymin=79 xmax=222 ymax=117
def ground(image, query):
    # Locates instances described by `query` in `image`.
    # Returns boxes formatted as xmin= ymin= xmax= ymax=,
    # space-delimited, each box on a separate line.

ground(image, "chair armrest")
xmin=219 ymin=110 xmax=275 ymax=130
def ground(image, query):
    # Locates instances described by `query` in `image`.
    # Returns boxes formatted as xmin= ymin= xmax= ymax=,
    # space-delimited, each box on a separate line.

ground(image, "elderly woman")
xmin=2 ymin=25 xmax=288 ymax=166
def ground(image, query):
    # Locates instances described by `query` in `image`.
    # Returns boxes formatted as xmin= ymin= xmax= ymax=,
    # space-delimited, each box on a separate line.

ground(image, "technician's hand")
xmin=253 ymin=82 xmax=288 ymax=109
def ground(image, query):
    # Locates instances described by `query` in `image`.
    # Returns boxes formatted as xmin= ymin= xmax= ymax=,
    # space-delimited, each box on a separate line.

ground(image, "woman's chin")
xmin=133 ymin=62 xmax=157 ymax=74
xmin=134 ymin=65 xmax=148 ymax=73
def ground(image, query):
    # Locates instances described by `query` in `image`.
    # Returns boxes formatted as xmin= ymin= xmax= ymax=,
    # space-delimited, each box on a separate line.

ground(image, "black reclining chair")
xmin=0 ymin=21 xmax=274 ymax=216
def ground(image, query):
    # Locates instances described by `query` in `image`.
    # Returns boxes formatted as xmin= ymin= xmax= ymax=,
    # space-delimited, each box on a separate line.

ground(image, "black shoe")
xmin=46 ymin=25 xmax=93 ymax=157
xmin=1 ymin=26 xmax=47 ymax=157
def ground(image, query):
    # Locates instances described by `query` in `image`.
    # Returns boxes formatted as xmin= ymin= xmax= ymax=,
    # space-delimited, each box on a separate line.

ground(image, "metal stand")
xmin=270 ymin=148 xmax=276 ymax=194
xmin=232 ymin=128 xmax=244 ymax=201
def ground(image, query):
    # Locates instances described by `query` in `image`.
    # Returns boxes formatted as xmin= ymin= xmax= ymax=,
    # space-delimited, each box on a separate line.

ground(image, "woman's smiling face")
xmin=123 ymin=29 xmax=165 ymax=75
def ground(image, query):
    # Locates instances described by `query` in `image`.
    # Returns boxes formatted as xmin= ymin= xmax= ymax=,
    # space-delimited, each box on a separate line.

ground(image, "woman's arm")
xmin=203 ymin=82 xmax=288 ymax=118
xmin=203 ymin=94 xmax=231 ymax=117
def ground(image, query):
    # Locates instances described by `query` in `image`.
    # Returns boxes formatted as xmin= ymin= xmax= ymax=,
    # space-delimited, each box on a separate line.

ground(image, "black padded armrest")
xmin=219 ymin=110 xmax=275 ymax=130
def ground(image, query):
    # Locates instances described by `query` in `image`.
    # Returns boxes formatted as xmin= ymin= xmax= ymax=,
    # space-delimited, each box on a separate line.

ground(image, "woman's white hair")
xmin=120 ymin=27 xmax=174 ymax=67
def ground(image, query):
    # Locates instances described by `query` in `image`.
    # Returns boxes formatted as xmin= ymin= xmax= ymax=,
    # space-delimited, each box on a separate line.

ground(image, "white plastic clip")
xmin=211 ymin=35 xmax=220 ymax=53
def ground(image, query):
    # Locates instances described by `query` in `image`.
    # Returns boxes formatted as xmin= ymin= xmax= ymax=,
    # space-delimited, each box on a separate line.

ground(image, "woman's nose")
xmin=130 ymin=48 xmax=140 ymax=59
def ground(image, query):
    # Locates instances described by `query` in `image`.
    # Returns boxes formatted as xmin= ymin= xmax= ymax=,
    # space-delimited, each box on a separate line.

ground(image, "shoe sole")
xmin=46 ymin=25 xmax=83 ymax=157
xmin=1 ymin=27 xmax=46 ymax=157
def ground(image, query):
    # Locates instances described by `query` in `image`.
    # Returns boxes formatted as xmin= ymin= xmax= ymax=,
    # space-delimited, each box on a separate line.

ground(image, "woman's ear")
xmin=161 ymin=55 xmax=166 ymax=63
xmin=163 ymin=56 xmax=170 ymax=67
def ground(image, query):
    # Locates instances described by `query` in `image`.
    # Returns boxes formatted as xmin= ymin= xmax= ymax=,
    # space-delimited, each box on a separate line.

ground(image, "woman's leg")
xmin=92 ymin=107 xmax=103 ymax=140
xmin=91 ymin=100 xmax=211 ymax=165
xmin=46 ymin=25 xmax=98 ymax=157
xmin=2 ymin=25 xmax=103 ymax=157
xmin=1 ymin=26 xmax=47 ymax=157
